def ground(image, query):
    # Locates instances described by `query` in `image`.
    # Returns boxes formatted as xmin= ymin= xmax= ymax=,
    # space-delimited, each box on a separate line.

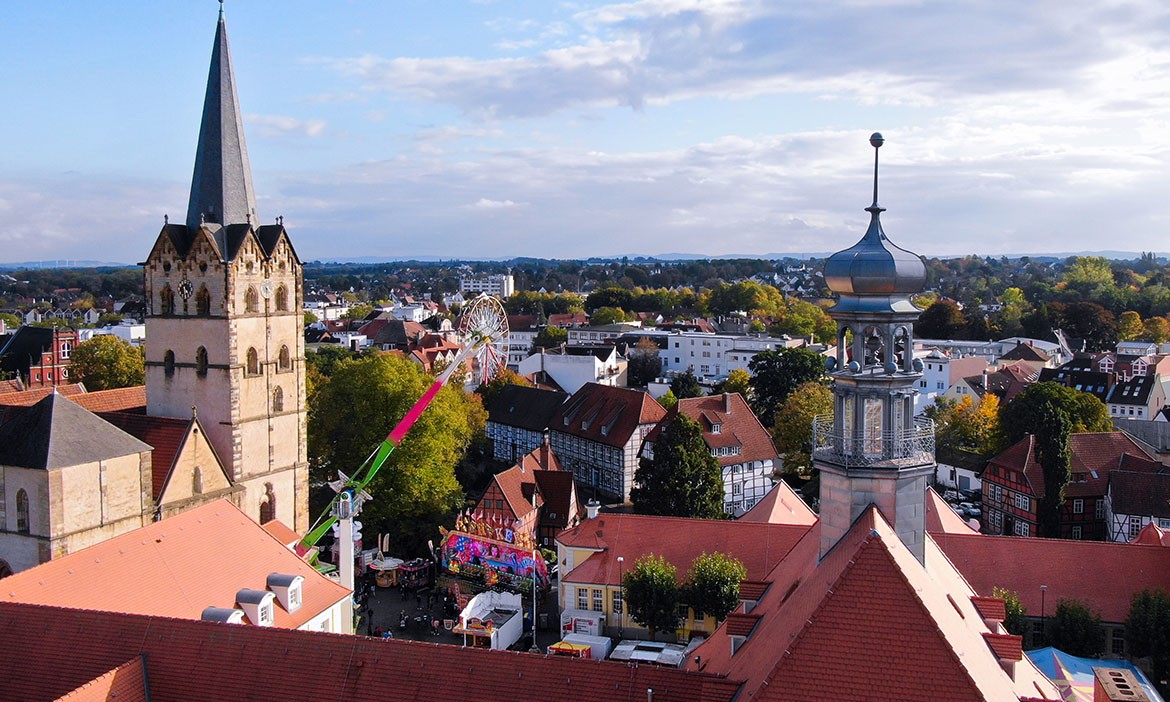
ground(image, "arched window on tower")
xmin=160 ymin=285 xmax=175 ymax=315
xmin=196 ymin=285 xmax=211 ymax=316
xmin=272 ymin=386 xmax=284 ymax=413
xmin=259 ymin=483 xmax=276 ymax=524
xmin=16 ymin=489 xmax=30 ymax=534
xmin=278 ymin=345 xmax=291 ymax=372
xmin=246 ymin=347 xmax=261 ymax=376
xmin=196 ymin=347 xmax=208 ymax=377
xmin=275 ymin=285 xmax=289 ymax=312
xmin=245 ymin=286 xmax=259 ymax=313
xmin=164 ymin=350 xmax=175 ymax=377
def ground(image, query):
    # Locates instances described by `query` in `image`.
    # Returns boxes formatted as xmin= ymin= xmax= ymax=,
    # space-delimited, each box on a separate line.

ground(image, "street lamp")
xmin=617 ymin=556 xmax=625 ymax=639
xmin=1040 ymin=584 xmax=1048 ymax=647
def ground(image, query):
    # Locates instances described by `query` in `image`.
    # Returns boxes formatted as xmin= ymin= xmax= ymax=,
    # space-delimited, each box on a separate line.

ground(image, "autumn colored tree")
xmin=925 ymin=394 xmax=1000 ymax=456
xmin=721 ymin=369 xmax=752 ymax=400
xmin=772 ymin=381 xmax=833 ymax=477
xmin=1145 ymin=317 xmax=1170 ymax=344
xmin=590 ymin=306 xmax=631 ymax=326
xmin=68 ymin=334 xmax=144 ymax=390
xmin=1118 ymin=311 xmax=1144 ymax=342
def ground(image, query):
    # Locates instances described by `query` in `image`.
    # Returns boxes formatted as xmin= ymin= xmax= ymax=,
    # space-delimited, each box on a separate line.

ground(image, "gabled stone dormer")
xmin=236 ymin=588 xmax=276 ymax=626
xmin=267 ymin=572 xmax=304 ymax=613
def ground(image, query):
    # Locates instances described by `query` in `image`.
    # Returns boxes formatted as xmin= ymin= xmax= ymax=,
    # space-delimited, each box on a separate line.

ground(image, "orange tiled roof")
xmin=0 ymin=499 xmax=350 ymax=628
xmin=558 ymin=513 xmax=808 ymax=587
xmin=0 ymin=383 xmax=86 ymax=406
xmin=551 ymin=383 xmax=666 ymax=449
xmin=647 ymin=393 xmax=779 ymax=468
xmin=56 ymin=658 xmax=148 ymax=702
xmin=737 ymin=480 xmax=817 ymax=526
xmin=0 ymin=602 xmax=744 ymax=702
xmin=924 ymin=486 xmax=980 ymax=534
xmin=262 ymin=519 xmax=303 ymax=548
xmin=989 ymin=431 xmax=1160 ymax=500
xmin=71 ymin=385 xmax=147 ymax=413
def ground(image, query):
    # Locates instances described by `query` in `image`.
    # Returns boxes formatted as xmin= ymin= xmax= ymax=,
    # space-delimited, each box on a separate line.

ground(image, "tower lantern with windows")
xmin=814 ymin=134 xmax=936 ymax=563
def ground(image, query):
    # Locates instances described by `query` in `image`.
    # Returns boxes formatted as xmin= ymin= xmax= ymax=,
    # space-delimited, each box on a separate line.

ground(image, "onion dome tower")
xmin=815 ymin=134 xmax=935 ymax=564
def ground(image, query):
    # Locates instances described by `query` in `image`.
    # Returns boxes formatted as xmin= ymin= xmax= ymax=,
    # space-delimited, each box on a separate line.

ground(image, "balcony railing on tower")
xmin=812 ymin=414 xmax=935 ymax=469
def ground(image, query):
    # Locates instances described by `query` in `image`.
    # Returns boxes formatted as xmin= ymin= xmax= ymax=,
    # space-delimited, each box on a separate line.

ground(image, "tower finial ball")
xmin=870 ymin=133 xmax=884 ymax=148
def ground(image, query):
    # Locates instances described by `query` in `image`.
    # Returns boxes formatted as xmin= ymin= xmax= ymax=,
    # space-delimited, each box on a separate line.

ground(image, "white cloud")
xmin=247 ymin=114 xmax=328 ymax=138
xmin=471 ymin=198 xmax=521 ymax=209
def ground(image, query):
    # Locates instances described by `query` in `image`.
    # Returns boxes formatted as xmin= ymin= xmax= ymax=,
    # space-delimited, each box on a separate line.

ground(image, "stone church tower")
xmin=143 ymin=8 xmax=308 ymax=531
xmin=814 ymin=134 xmax=936 ymax=564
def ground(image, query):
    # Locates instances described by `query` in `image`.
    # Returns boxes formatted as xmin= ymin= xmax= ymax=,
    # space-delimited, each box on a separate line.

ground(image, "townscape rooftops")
xmin=0 ymin=393 xmax=150 ymax=470
xmin=550 ymin=382 xmax=666 ymax=448
xmin=1108 ymin=469 xmax=1170 ymax=519
xmin=70 ymin=385 xmax=148 ymax=413
xmin=0 ymin=382 xmax=87 ymax=407
xmin=690 ymin=509 xmax=1055 ymax=702
xmin=990 ymin=431 xmax=1161 ymax=500
xmin=646 ymin=393 xmax=779 ymax=468
xmin=737 ymin=480 xmax=817 ymax=525
xmin=557 ymin=513 xmax=808 ymax=587
xmin=0 ymin=499 xmax=349 ymax=628
xmin=0 ymin=601 xmax=744 ymax=702
xmin=484 ymin=384 xmax=569 ymax=432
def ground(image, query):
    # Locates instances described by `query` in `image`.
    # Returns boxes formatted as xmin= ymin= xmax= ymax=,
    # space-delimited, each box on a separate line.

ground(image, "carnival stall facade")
xmin=439 ymin=511 xmax=549 ymax=592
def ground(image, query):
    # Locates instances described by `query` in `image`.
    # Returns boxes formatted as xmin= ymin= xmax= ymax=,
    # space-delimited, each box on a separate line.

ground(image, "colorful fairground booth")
xmin=439 ymin=511 xmax=550 ymax=595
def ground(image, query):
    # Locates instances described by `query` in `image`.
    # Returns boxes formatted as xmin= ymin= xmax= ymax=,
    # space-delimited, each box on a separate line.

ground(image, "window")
xmin=60 ymin=341 xmax=71 ymax=360
xmin=259 ymin=483 xmax=276 ymax=524
xmin=1014 ymin=493 xmax=1030 ymax=511
xmin=275 ymin=285 xmax=289 ymax=311
xmin=1130 ymin=515 xmax=1144 ymax=539
xmin=278 ymin=345 xmax=291 ymax=372
xmin=245 ymin=287 xmax=259 ymax=313
xmin=272 ymin=386 xmax=284 ymax=413
xmin=246 ymin=348 xmax=261 ymax=376
xmin=1095 ymin=500 xmax=1105 ymax=519
xmin=164 ymin=350 xmax=175 ymax=377
xmin=1112 ymin=628 xmax=1127 ymax=656
xmin=592 ymin=589 xmax=603 ymax=612
xmin=1071 ymin=526 xmax=1082 ymax=539
xmin=160 ymin=285 xmax=175 ymax=315
xmin=1072 ymin=499 xmax=1084 ymax=514
xmin=16 ymin=489 xmax=30 ymax=534
xmin=733 ymin=482 xmax=743 ymax=495
xmin=496 ymin=499 xmax=504 ymax=510
xmin=577 ymin=587 xmax=588 ymax=610
xmin=988 ymin=509 xmax=1002 ymax=531
xmin=1013 ymin=521 xmax=1029 ymax=537
xmin=613 ymin=589 xmax=623 ymax=614
xmin=195 ymin=347 xmax=208 ymax=377
xmin=196 ymin=285 xmax=211 ymax=316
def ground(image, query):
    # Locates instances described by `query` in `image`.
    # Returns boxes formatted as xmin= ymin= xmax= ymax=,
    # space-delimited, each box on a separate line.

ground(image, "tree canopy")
xmin=69 ymin=335 xmax=144 ymax=390
xmin=684 ymin=552 xmax=747 ymax=621
xmin=747 ymin=347 xmax=825 ymax=427
xmin=993 ymin=586 xmax=1028 ymax=637
xmin=589 ymin=306 xmax=631 ymax=326
xmin=772 ymin=381 xmax=833 ymax=477
xmin=997 ymin=382 xmax=1112 ymax=450
xmin=925 ymin=395 xmax=1000 ymax=457
xmin=627 ymin=337 xmax=663 ymax=388
xmin=532 ymin=325 xmax=567 ymax=350
xmin=623 ymin=554 xmax=681 ymax=639
xmin=1047 ymin=598 xmax=1104 ymax=657
xmin=669 ymin=368 xmax=704 ymax=399
xmin=474 ymin=368 xmax=532 ymax=402
xmin=631 ymin=414 xmax=724 ymax=519
xmin=307 ymin=353 xmax=486 ymax=554
xmin=1126 ymin=589 xmax=1170 ymax=692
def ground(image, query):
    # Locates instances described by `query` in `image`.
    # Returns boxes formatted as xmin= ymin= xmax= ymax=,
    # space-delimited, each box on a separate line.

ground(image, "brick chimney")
xmin=723 ymin=392 xmax=732 ymax=413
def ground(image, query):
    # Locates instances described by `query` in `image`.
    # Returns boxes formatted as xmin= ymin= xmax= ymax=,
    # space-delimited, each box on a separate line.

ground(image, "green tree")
xmin=627 ymin=337 xmax=663 ymax=387
xmin=993 ymin=586 xmax=1028 ymax=637
xmin=1047 ymin=598 xmax=1104 ymax=657
xmin=96 ymin=313 xmax=124 ymax=327
xmin=1061 ymin=256 xmax=1114 ymax=289
xmin=0 ymin=312 xmax=19 ymax=330
xmin=747 ymin=347 xmax=825 ymax=427
xmin=657 ymin=390 xmax=678 ymax=410
xmin=1126 ymin=589 xmax=1170 ymax=691
xmin=532 ymin=326 xmax=567 ymax=350
xmin=997 ymin=382 xmax=1111 ymax=450
xmin=474 ymin=368 xmax=532 ymax=402
xmin=772 ymin=381 xmax=833 ymax=477
xmin=1145 ymin=317 xmax=1170 ymax=344
xmin=589 ymin=306 xmax=630 ymax=326
xmin=69 ymin=335 xmax=144 ymax=390
xmin=631 ymin=415 xmax=724 ymax=519
xmin=670 ymin=369 xmax=704 ymax=399
xmin=721 ymin=369 xmax=752 ymax=400
xmin=304 ymin=310 xmax=319 ymax=326
xmin=623 ymin=554 xmax=681 ymax=640
xmin=307 ymin=353 xmax=485 ymax=555
xmin=684 ymin=552 xmax=747 ymax=622
xmin=342 ymin=303 xmax=374 ymax=320
xmin=306 ymin=345 xmax=360 ymax=378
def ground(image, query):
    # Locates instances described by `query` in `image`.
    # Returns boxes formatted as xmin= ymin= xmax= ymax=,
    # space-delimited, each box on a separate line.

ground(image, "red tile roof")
xmin=982 ymin=632 xmax=1023 ymax=661
xmin=1132 ymin=523 xmax=1170 ymax=546
xmin=0 ymin=383 xmax=86 ymax=406
xmin=56 ymin=658 xmax=148 ymax=702
xmin=0 ymin=499 xmax=350 ymax=629
xmin=71 ymin=385 xmax=147 ymax=413
xmin=558 ymin=513 xmax=808 ymax=586
xmin=934 ymin=531 xmax=1170 ymax=624
xmin=725 ymin=612 xmax=761 ymax=637
xmin=1109 ymin=469 xmax=1170 ymax=519
xmin=925 ymin=486 xmax=980 ymax=534
xmin=738 ymin=580 xmax=770 ymax=601
xmin=647 ymin=393 xmax=779 ymax=467
xmin=262 ymin=518 xmax=303 ymax=548
xmin=970 ymin=596 xmax=1006 ymax=623
xmin=738 ymin=480 xmax=817 ymax=525
xmin=551 ymin=383 xmax=666 ymax=449
xmin=0 ymin=602 xmax=744 ymax=702
xmin=989 ymin=431 xmax=1160 ymax=500
xmin=96 ymin=411 xmax=192 ymax=499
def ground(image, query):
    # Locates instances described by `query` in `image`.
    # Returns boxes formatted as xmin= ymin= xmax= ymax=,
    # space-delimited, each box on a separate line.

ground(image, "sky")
xmin=1 ymin=1 xmax=1169 ymax=265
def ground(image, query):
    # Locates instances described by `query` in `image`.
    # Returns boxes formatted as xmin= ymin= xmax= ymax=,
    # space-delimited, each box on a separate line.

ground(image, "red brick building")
xmin=0 ymin=326 xmax=78 ymax=388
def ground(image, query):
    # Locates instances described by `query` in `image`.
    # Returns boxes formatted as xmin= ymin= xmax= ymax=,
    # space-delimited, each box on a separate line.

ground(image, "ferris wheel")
xmin=456 ymin=293 xmax=510 ymax=385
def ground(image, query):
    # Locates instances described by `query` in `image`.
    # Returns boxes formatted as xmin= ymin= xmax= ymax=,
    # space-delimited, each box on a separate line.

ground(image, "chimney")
xmin=1094 ymin=668 xmax=1149 ymax=702
xmin=586 ymin=499 xmax=601 ymax=519
xmin=723 ymin=392 xmax=733 ymax=413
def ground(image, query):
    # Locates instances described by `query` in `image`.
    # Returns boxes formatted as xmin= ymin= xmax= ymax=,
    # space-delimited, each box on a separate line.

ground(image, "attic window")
xmin=711 ymin=422 xmax=722 ymax=434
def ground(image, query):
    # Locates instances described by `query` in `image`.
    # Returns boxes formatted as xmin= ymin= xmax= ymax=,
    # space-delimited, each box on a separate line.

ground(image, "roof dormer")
xmin=201 ymin=606 xmax=246 ymax=624
xmin=267 ymin=572 xmax=304 ymax=613
xmin=236 ymin=588 xmax=276 ymax=626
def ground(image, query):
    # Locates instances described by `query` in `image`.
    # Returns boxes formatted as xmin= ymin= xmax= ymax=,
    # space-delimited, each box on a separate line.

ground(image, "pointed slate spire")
xmin=186 ymin=7 xmax=258 ymax=231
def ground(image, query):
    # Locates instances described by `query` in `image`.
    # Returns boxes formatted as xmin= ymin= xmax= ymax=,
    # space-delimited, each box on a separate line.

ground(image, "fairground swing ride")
xmin=297 ymin=294 xmax=510 ymax=601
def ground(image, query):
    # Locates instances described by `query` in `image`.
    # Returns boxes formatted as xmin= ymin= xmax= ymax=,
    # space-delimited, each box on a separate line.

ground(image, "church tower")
xmin=814 ymin=134 xmax=935 ymax=563
xmin=142 ymin=7 xmax=308 ymax=531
